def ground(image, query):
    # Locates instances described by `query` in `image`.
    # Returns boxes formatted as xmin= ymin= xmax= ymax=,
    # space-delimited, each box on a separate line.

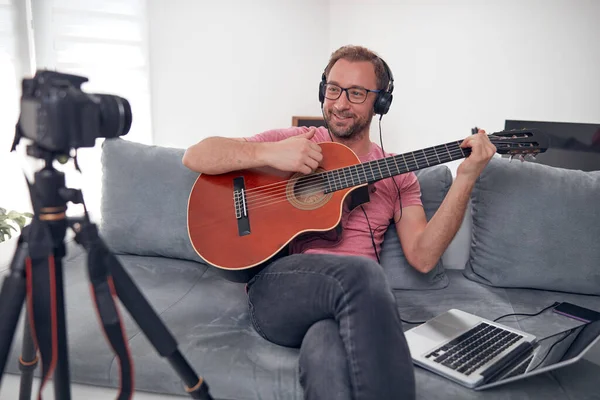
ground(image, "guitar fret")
xmin=325 ymin=172 xmax=333 ymax=193
xmin=422 ymin=149 xmax=430 ymax=166
xmin=358 ymin=164 xmax=367 ymax=184
xmin=391 ymin=157 xmax=401 ymax=176
xmin=368 ymin=162 xmax=377 ymax=181
xmin=340 ymin=169 xmax=346 ymax=188
xmin=360 ymin=164 xmax=370 ymax=183
xmin=444 ymin=143 xmax=453 ymax=160
xmin=457 ymin=141 xmax=466 ymax=157
xmin=334 ymin=169 xmax=342 ymax=191
xmin=400 ymin=154 xmax=410 ymax=172
xmin=374 ymin=160 xmax=383 ymax=179
xmin=351 ymin=165 xmax=360 ymax=186
xmin=432 ymin=147 xmax=441 ymax=164
xmin=411 ymin=152 xmax=420 ymax=170
xmin=383 ymin=158 xmax=393 ymax=177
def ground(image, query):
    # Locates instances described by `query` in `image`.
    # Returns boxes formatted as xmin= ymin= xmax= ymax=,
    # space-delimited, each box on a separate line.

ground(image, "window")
xmin=3 ymin=0 xmax=152 ymax=221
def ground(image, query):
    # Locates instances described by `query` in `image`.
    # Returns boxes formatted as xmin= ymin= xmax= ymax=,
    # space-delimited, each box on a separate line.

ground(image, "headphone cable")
xmin=378 ymin=115 xmax=404 ymax=223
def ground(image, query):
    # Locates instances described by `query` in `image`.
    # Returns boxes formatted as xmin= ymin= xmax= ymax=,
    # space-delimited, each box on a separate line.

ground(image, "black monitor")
xmin=504 ymin=120 xmax=600 ymax=171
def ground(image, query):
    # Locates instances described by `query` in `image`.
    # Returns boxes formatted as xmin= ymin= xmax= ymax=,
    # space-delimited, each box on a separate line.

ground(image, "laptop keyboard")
xmin=425 ymin=322 xmax=524 ymax=375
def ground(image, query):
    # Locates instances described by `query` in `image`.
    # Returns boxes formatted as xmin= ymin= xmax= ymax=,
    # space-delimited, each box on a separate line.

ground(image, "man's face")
xmin=323 ymin=59 xmax=378 ymax=141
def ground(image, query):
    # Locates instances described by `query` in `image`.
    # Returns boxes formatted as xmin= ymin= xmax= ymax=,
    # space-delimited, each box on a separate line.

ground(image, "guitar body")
xmin=187 ymin=142 xmax=364 ymax=281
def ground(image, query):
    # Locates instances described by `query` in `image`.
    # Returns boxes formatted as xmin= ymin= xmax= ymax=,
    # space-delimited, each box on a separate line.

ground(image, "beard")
xmin=324 ymin=108 xmax=373 ymax=141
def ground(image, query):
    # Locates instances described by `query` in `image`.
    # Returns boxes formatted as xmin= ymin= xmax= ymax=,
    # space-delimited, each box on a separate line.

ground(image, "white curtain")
xmin=0 ymin=0 xmax=27 ymax=214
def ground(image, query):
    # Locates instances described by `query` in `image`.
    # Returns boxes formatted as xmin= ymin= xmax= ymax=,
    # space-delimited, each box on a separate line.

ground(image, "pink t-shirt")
xmin=245 ymin=126 xmax=423 ymax=261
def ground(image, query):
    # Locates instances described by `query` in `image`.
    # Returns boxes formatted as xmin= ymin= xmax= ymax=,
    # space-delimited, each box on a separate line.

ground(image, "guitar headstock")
xmin=488 ymin=128 xmax=549 ymax=160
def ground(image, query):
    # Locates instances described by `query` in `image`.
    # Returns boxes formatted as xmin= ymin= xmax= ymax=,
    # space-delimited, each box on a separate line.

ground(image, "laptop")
xmin=404 ymin=309 xmax=600 ymax=390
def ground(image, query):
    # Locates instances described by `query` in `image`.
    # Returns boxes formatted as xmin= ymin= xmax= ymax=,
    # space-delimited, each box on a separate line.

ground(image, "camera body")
xmin=17 ymin=70 xmax=131 ymax=154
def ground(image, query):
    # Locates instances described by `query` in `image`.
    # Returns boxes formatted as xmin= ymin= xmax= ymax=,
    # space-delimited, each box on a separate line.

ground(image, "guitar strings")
xmin=242 ymin=146 xmax=467 ymax=205
xmin=239 ymin=142 xmax=523 ymax=212
xmin=240 ymin=147 xmax=478 ymax=211
xmin=242 ymin=141 xmax=466 ymax=198
xmin=242 ymin=143 xmax=468 ymax=204
xmin=241 ymin=135 xmax=517 ymax=201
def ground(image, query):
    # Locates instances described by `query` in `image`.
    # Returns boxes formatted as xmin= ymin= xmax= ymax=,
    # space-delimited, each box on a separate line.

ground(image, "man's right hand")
xmin=260 ymin=128 xmax=324 ymax=174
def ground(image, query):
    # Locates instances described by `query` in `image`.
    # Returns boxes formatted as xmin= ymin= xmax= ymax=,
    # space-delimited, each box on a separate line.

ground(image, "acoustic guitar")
xmin=187 ymin=128 xmax=549 ymax=282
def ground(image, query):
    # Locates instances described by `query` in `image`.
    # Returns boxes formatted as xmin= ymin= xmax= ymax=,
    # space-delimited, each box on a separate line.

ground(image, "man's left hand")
xmin=457 ymin=129 xmax=497 ymax=181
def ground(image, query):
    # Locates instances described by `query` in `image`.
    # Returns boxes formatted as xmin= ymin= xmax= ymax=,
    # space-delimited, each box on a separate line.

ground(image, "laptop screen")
xmin=490 ymin=319 xmax=600 ymax=384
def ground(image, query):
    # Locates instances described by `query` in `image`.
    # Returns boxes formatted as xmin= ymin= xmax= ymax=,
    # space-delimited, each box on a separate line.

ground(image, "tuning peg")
xmin=518 ymin=154 xmax=525 ymax=162
xmin=526 ymin=154 xmax=537 ymax=161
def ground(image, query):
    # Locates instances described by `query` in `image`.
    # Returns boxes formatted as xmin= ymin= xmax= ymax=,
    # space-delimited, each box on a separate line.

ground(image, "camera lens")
xmin=95 ymin=94 xmax=132 ymax=139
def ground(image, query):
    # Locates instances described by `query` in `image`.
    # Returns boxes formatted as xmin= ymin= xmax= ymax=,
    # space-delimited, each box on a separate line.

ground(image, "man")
xmin=182 ymin=45 xmax=496 ymax=400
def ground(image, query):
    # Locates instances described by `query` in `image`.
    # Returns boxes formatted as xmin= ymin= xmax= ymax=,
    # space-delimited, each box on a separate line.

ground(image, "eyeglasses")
xmin=323 ymin=83 xmax=381 ymax=104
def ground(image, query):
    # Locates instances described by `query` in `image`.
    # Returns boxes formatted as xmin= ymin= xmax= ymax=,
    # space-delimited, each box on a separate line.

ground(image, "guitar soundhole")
xmin=287 ymin=169 xmax=332 ymax=210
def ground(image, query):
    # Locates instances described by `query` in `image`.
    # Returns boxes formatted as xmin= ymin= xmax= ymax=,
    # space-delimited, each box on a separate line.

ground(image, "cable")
xmin=538 ymin=325 xmax=584 ymax=343
xmin=360 ymin=205 xmax=380 ymax=264
xmin=493 ymin=302 xmax=560 ymax=322
xmin=529 ymin=327 xmax=578 ymax=371
xmin=401 ymin=318 xmax=427 ymax=325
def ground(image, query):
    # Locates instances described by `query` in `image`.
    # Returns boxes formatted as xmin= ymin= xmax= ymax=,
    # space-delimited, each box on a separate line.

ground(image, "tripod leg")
xmin=110 ymin=261 xmax=212 ymax=399
xmin=74 ymin=222 xmax=213 ymax=400
xmin=0 ymin=236 xmax=28 ymax=391
xmin=52 ymin=256 xmax=71 ymax=400
xmin=18 ymin=316 xmax=38 ymax=400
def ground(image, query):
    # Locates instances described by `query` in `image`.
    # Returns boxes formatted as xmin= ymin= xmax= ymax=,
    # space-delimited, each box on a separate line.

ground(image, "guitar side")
xmin=187 ymin=142 xmax=363 ymax=272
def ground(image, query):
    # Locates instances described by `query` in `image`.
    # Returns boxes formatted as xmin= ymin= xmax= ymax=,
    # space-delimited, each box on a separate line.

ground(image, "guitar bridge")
xmin=233 ymin=176 xmax=250 ymax=236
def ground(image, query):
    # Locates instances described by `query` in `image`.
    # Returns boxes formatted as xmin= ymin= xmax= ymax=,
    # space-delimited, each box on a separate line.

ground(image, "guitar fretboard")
xmin=323 ymin=140 xmax=471 ymax=193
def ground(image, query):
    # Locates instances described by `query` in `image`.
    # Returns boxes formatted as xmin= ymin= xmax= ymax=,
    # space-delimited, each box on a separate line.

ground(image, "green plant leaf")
xmin=0 ymin=223 xmax=16 ymax=232
xmin=14 ymin=217 xmax=25 ymax=228
xmin=0 ymin=226 xmax=12 ymax=242
xmin=7 ymin=211 xmax=23 ymax=219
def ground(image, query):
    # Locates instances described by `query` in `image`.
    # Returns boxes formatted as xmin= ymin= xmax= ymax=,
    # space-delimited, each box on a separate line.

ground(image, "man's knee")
xmin=299 ymin=319 xmax=343 ymax=375
xmin=339 ymin=256 xmax=391 ymax=294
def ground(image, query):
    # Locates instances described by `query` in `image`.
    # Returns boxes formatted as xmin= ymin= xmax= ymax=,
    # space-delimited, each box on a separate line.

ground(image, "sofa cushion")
xmin=100 ymin=138 xmax=206 ymax=263
xmin=380 ymin=165 xmax=452 ymax=290
xmin=463 ymin=158 xmax=600 ymax=295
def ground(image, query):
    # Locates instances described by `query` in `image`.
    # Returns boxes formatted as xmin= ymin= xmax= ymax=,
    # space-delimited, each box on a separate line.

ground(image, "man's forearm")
xmin=414 ymin=175 xmax=475 ymax=271
xmin=182 ymin=137 xmax=269 ymax=174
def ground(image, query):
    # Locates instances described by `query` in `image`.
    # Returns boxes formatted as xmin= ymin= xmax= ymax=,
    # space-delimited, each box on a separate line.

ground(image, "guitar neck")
xmin=323 ymin=140 xmax=471 ymax=193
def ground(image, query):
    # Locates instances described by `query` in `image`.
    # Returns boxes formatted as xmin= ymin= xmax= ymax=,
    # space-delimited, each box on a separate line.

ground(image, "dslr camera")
xmin=16 ymin=70 xmax=132 ymax=154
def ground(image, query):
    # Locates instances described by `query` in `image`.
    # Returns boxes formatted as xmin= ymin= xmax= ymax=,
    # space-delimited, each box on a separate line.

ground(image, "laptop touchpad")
xmin=414 ymin=319 xmax=469 ymax=343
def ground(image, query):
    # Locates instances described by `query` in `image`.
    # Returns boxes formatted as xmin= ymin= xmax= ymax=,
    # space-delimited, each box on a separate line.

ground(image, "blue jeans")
xmin=246 ymin=253 xmax=416 ymax=400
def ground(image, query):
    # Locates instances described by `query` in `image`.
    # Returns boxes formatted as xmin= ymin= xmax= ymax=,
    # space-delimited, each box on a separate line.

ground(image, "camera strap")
xmin=79 ymin=223 xmax=134 ymax=400
xmin=24 ymin=220 xmax=59 ymax=400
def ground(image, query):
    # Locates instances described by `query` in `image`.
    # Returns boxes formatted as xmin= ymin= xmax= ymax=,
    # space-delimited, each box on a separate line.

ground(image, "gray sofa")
xmin=5 ymin=137 xmax=600 ymax=400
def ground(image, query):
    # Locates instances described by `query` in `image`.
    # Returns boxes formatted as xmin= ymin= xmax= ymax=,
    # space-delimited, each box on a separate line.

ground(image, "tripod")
xmin=0 ymin=145 xmax=214 ymax=400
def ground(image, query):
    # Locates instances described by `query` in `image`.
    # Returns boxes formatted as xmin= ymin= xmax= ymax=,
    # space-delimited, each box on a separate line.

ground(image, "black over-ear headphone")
xmin=319 ymin=56 xmax=394 ymax=115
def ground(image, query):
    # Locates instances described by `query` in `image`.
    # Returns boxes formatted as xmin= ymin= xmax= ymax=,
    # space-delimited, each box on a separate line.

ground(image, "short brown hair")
xmin=324 ymin=45 xmax=390 ymax=91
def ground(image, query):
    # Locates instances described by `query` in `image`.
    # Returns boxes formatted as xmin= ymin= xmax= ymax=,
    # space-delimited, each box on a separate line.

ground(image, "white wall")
xmin=148 ymin=0 xmax=330 ymax=148
xmin=329 ymin=0 xmax=600 ymax=173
